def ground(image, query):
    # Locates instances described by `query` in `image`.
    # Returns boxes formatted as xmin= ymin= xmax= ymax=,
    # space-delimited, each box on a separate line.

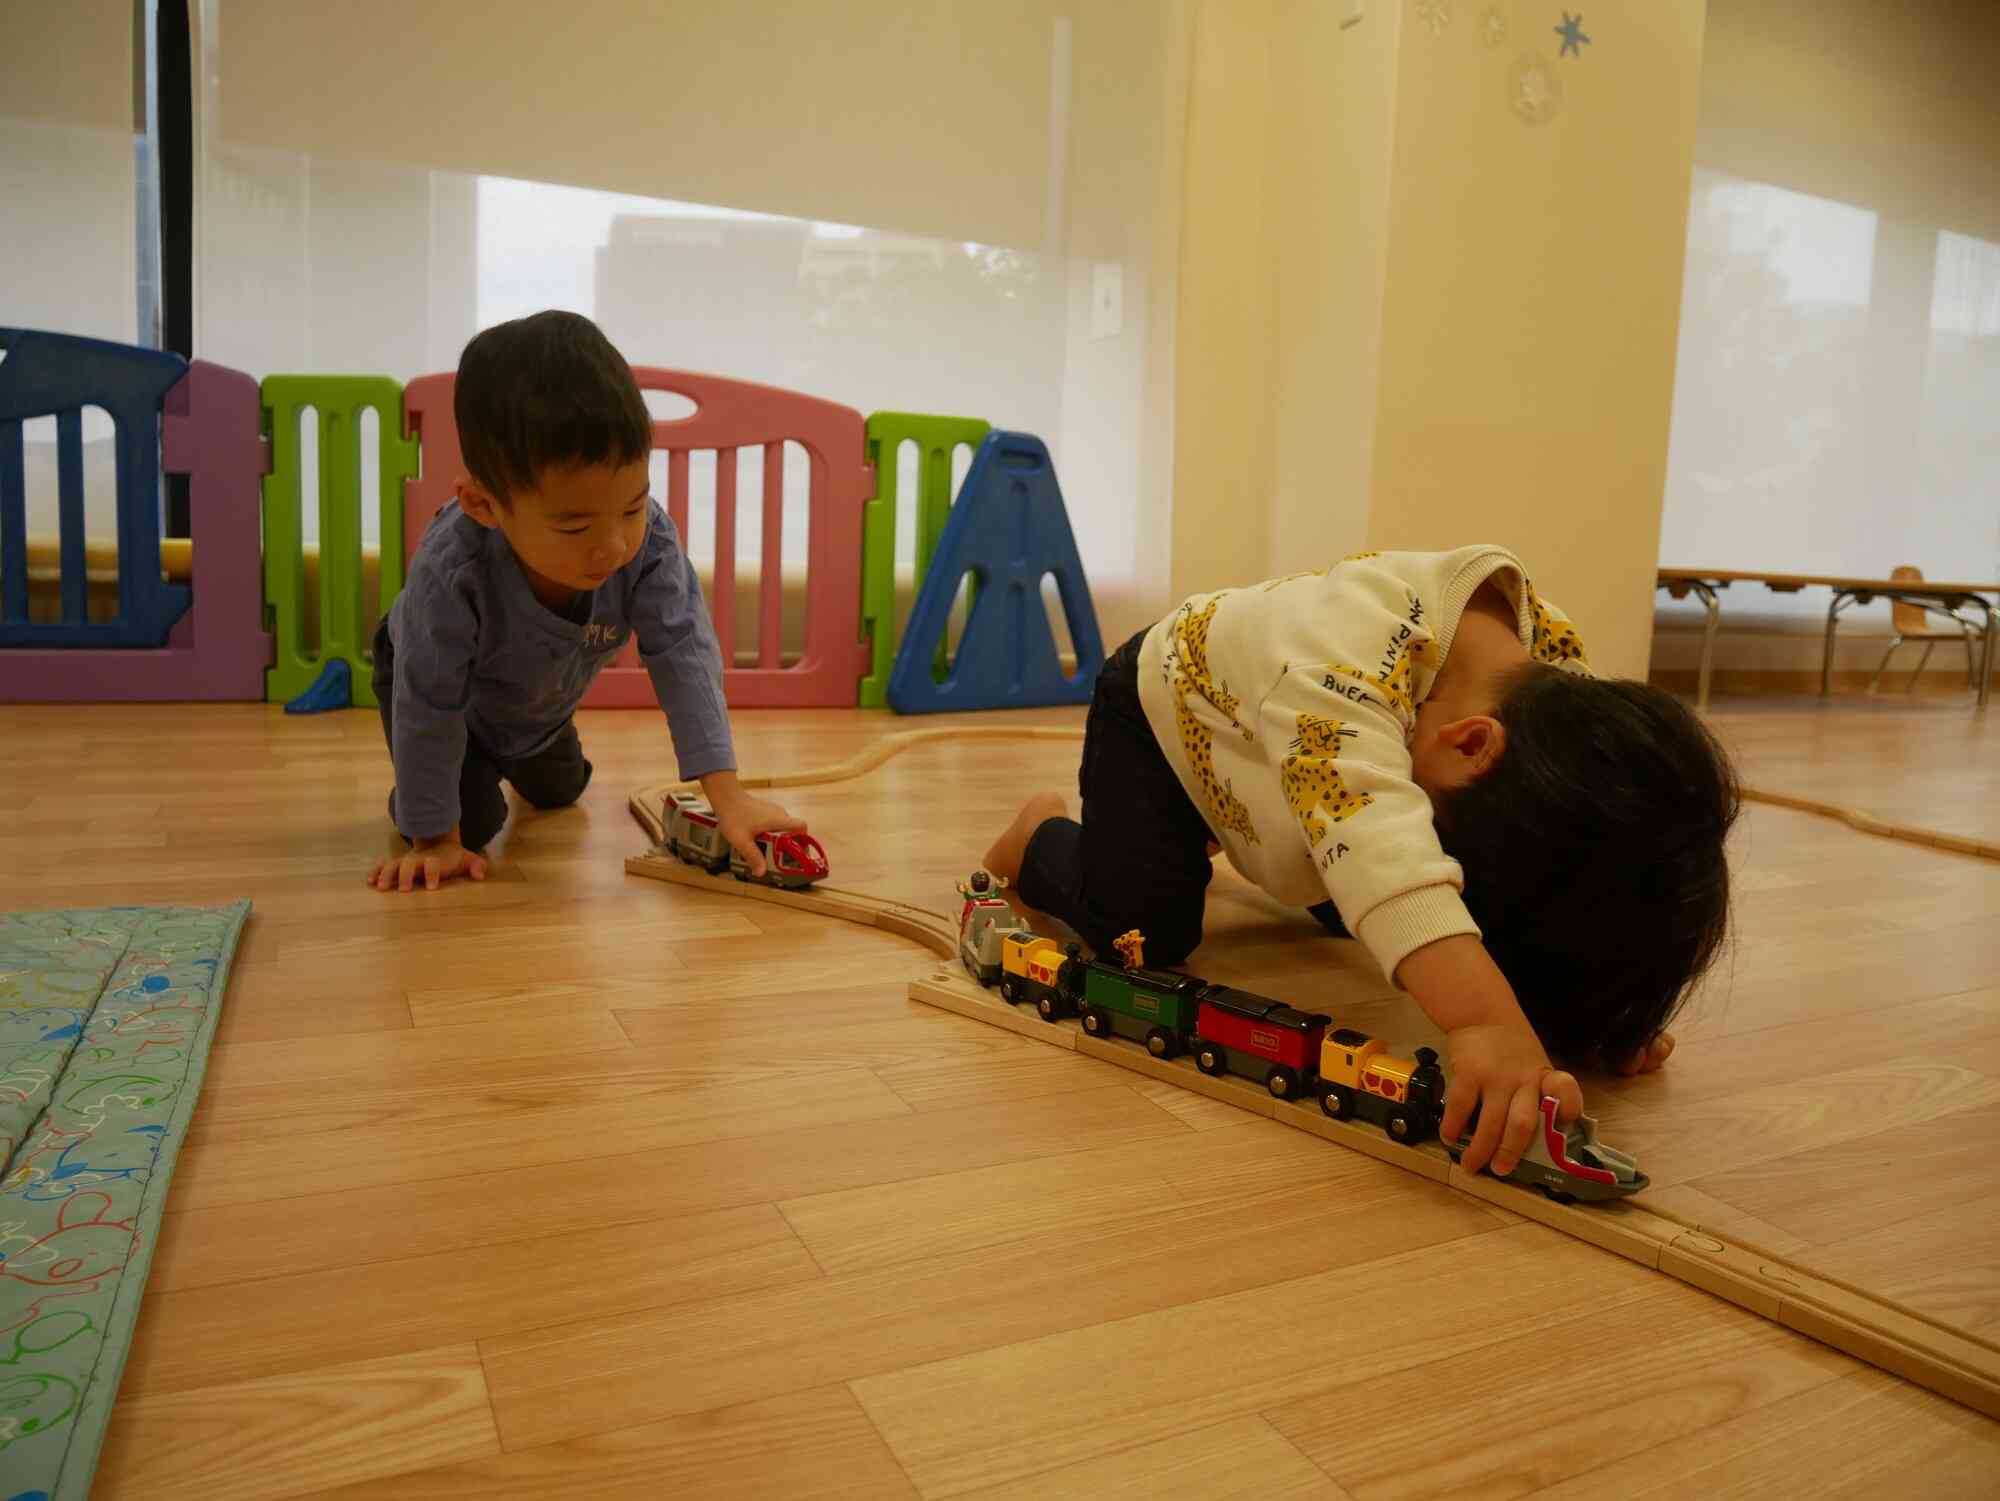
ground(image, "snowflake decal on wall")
xmin=1481 ymin=6 xmax=1509 ymax=48
xmin=1416 ymin=0 xmax=1452 ymax=38
xmin=1555 ymin=11 xmax=1592 ymax=58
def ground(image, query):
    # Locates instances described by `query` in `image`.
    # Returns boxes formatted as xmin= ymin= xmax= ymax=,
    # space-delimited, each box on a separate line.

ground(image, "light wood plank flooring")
xmin=2 ymin=696 xmax=1996 ymax=1498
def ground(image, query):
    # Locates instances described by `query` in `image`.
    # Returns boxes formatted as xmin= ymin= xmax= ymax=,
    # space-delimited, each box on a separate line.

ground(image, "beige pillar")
xmin=1170 ymin=0 xmax=1278 ymax=606
xmin=1174 ymin=0 xmax=1707 ymax=679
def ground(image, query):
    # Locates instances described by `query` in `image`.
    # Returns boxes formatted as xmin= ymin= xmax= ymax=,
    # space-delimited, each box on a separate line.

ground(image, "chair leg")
xmin=1821 ymin=594 xmax=1849 ymax=697
xmin=1907 ymin=640 xmax=1936 ymax=692
xmin=1869 ymin=637 xmax=1905 ymax=694
xmin=1965 ymin=628 xmax=1980 ymax=689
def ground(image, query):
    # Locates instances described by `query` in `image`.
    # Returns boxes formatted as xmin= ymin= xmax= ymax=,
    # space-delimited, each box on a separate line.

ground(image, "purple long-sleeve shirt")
xmin=384 ymin=499 xmax=735 ymax=840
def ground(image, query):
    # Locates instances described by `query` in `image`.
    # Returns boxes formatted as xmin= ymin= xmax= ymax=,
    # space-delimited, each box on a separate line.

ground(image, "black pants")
xmin=372 ymin=619 xmax=592 ymax=853
xmin=1016 ymin=629 xmax=1349 ymax=967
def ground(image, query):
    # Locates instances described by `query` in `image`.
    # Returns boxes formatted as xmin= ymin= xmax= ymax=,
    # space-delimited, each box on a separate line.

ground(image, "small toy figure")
xmin=957 ymin=869 xmax=1030 ymax=985
xmin=957 ymin=869 xmax=1013 ymax=903
xmin=1111 ymin=929 xmax=1146 ymax=970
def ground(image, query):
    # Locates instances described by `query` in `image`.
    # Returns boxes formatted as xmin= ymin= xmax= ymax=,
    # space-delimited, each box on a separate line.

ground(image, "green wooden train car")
xmin=1074 ymin=961 xmax=1206 ymax=1058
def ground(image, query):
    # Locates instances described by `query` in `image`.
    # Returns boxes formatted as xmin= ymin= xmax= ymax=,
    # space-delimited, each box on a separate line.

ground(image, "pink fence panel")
xmin=403 ymin=368 xmax=870 ymax=708
xmin=400 ymin=371 xmax=462 ymax=552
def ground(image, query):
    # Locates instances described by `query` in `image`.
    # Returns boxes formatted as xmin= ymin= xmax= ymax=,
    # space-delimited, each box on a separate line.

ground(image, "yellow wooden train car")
xmin=1316 ymin=1026 xmax=1446 ymax=1142
xmin=997 ymin=932 xmax=1075 ymax=1019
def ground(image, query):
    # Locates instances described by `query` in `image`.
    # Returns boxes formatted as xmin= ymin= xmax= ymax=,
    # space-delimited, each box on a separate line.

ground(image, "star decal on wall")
xmin=1555 ymin=11 xmax=1590 ymax=58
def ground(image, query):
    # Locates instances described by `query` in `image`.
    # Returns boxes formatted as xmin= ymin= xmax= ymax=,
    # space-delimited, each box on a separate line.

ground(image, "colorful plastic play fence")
xmin=1 ymin=326 xmax=1102 ymax=713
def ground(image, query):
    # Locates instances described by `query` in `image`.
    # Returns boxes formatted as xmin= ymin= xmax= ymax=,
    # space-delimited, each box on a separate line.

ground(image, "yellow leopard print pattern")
xmin=1283 ymin=713 xmax=1372 ymax=849
xmin=1327 ymin=634 xmax=1437 ymax=720
xmin=1169 ymin=600 xmax=1258 ymax=844
xmin=1524 ymin=581 xmax=1588 ymax=666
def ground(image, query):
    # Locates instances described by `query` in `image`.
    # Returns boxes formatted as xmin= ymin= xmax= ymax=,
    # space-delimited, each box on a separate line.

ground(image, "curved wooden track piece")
xmin=630 ymin=725 xmax=1087 ymax=844
xmin=1741 ymin=785 xmax=1999 ymax=861
xmin=625 ymin=727 xmax=2000 ymax=1419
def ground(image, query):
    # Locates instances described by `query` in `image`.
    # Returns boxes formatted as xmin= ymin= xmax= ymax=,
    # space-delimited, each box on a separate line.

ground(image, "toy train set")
xmin=649 ymin=834 xmax=1648 ymax=1206
xmin=954 ymin=869 xmax=1647 ymax=1204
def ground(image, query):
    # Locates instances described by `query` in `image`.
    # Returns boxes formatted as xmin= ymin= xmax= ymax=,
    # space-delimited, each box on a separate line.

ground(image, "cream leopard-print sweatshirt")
xmin=1136 ymin=545 xmax=1590 ymax=982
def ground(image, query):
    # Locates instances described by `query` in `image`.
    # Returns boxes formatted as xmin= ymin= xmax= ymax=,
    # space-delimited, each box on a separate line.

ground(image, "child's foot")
xmin=985 ymin=791 xmax=1067 ymax=888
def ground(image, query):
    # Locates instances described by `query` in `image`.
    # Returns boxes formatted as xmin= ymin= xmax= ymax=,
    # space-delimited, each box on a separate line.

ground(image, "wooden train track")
xmin=628 ymin=726 xmax=1091 ymax=845
xmin=627 ymin=734 xmax=2000 ymax=1420
xmin=1740 ymin=786 xmax=2000 ymax=861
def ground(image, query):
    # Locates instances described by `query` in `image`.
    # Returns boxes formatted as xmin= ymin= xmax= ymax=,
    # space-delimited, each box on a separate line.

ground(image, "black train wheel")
xmin=1036 ymin=992 xmax=1059 ymax=1022
xmin=999 ymin=976 xmax=1020 ymax=1003
xmin=1320 ymin=1084 xmax=1356 ymax=1120
xmin=1266 ymin=1067 xmax=1297 ymax=1100
xmin=1384 ymin=1106 xmax=1416 ymax=1143
xmin=1081 ymin=1007 xmax=1108 ymax=1039
xmin=1195 ymin=1044 xmax=1225 ymax=1076
xmin=1145 ymin=1026 xmax=1178 ymax=1059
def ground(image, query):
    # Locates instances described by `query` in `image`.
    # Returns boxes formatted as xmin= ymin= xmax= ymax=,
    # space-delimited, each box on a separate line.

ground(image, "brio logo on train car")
xmin=1133 ymin=994 xmax=1159 ymax=1016
xmin=1249 ymin=1028 xmax=1280 ymax=1051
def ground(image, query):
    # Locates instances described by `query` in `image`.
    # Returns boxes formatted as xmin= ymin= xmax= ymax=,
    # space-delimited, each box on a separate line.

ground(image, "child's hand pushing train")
xmin=984 ymin=548 xmax=1737 ymax=1177
xmin=704 ymin=773 xmax=808 ymax=878
xmin=1397 ymin=934 xmax=1582 ymax=1177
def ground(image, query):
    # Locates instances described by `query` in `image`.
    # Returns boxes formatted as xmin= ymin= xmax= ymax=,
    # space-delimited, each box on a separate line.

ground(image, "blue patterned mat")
xmin=0 ymin=901 xmax=249 ymax=1501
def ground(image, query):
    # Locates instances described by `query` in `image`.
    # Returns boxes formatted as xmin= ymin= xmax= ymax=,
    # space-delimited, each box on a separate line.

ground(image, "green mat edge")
xmin=49 ymin=898 xmax=252 ymax=1501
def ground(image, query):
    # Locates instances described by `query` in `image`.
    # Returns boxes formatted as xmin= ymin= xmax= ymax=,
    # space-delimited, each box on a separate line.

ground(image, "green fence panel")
xmin=860 ymin=412 xmax=990 ymax=706
xmin=261 ymin=375 xmax=415 ymax=706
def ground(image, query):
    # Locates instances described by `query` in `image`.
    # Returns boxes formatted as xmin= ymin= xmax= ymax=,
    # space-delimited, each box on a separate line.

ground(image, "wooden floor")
xmin=4 ymin=691 xmax=1998 ymax=1499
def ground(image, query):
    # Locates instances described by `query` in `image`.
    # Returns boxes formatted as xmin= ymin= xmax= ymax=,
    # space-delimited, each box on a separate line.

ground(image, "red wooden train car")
xmin=1193 ymin=986 xmax=1332 ymax=1100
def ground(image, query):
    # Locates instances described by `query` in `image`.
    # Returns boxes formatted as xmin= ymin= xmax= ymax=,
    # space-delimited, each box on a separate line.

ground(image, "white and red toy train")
xmin=661 ymin=792 xmax=830 ymax=889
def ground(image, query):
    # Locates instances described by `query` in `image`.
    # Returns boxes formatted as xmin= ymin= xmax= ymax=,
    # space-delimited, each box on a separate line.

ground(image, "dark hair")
xmin=453 ymin=310 xmax=651 ymax=503
xmin=1434 ymin=665 xmax=1739 ymax=1065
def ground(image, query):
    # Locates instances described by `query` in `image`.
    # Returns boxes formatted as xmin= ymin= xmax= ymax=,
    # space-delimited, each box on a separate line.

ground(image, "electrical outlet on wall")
xmin=1091 ymin=262 xmax=1123 ymax=339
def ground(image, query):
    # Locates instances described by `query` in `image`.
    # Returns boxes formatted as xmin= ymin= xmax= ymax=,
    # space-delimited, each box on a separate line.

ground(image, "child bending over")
xmin=984 ymin=547 xmax=1737 ymax=1177
xmin=368 ymin=310 xmax=799 ymax=891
